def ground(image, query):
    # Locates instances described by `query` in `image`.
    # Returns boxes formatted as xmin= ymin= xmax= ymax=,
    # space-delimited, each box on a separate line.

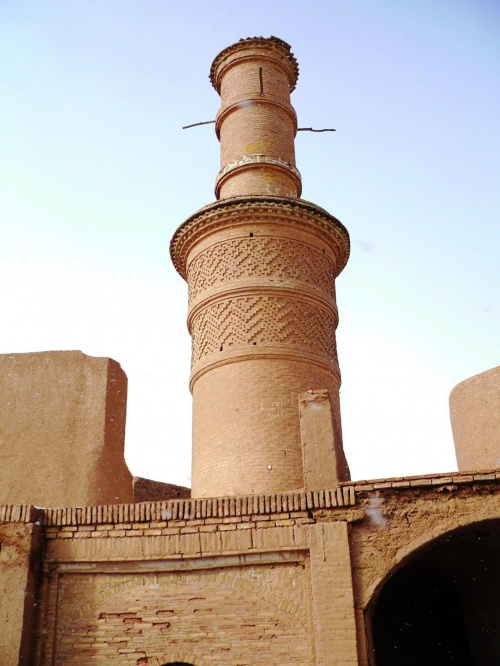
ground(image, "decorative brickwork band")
xmin=37 ymin=487 xmax=356 ymax=527
xmin=215 ymin=156 xmax=302 ymax=199
xmin=3 ymin=470 xmax=500 ymax=526
xmin=190 ymin=295 xmax=339 ymax=367
xmin=0 ymin=504 xmax=42 ymax=523
xmin=171 ymin=196 xmax=350 ymax=280
xmin=171 ymin=38 xmax=350 ymax=496
xmin=188 ymin=235 xmax=337 ymax=303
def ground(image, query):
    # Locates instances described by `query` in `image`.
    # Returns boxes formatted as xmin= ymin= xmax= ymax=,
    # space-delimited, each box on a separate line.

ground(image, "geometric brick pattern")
xmin=171 ymin=197 xmax=350 ymax=281
xmin=188 ymin=236 xmax=336 ymax=302
xmin=190 ymin=294 xmax=338 ymax=366
xmin=168 ymin=36 xmax=351 ymax=496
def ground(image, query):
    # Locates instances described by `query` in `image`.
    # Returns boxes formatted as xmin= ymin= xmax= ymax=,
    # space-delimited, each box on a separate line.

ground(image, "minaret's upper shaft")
xmin=210 ymin=36 xmax=302 ymax=199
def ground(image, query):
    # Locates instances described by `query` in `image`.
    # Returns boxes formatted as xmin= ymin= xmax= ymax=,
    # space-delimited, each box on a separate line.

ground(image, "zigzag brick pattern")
xmin=191 ymin=295 xmax=338 ymax=366
xmin=188 ymin=236 xmax=336 ymax=301
xmin=169 ymin=38 xmax=350 ymax=496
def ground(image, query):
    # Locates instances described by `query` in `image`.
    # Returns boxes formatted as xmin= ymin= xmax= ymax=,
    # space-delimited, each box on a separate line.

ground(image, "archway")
xmin=371 ymin=520 xmax=500 ymax=665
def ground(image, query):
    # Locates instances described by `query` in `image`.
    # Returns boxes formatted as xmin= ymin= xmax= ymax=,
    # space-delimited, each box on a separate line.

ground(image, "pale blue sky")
xmin=1 ymin=1 xmax=499 ymax=485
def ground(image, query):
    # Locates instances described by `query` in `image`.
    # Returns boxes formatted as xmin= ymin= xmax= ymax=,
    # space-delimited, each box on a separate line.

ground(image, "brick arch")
xmin=362 ymin=515 xmax=500 ymax=610
xmin=152 ymin=651 xmax=210 ymax=666
xmin=206 ymin=570 xmax=307 ymax=629
xmin=58 ymin=567 xmax=306 ymax=638
xmin=367 ymin=517 xmax=500 ymax=663
xmin=56 ymin=574 xmax=159 ymax=639
xmin=55 ymin=570 xmax=311 ymax=664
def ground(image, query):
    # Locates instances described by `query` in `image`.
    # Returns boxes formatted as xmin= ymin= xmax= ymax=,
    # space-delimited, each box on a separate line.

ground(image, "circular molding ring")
xmin=189 ymin=346 xmax=341 ymax=392
xmin=170 ymin=196 xmax=350 ymax=280
xmin=210 ymin=36 xmax=299 ymax=93
xmin=214 ymin=157 xmax=302 ymax=199
xmin=215 ymin=96 xmax=297 ymax=139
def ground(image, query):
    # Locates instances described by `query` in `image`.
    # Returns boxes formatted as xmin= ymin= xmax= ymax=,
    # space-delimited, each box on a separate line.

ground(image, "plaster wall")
xmin=347 ymin=473 xmax=500 ymax=664
xmin=0 ymin=351 xmax=133 ymax=507
xmin=450 ymin=365 xmax=500 ymax=472
xmin=0 ymin=512 xmax=41 ymax=664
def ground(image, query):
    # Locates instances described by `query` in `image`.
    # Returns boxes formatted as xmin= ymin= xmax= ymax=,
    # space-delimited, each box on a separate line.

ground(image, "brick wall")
xmin=52 ymin=564 xmax=311 ymax=664
xmin=3 ymin=470 xmax=500 ymax=663
xmin=33 ymin=487 xmax=357 ymax=665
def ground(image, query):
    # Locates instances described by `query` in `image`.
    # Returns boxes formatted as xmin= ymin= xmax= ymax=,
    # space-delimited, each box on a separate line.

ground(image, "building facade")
xmin=1 ymin=37 xmax=500 ymax=666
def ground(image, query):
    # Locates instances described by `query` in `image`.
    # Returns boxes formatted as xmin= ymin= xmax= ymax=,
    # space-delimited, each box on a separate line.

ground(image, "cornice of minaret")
xmin=171 ymin=37 xmax=350 ymax=498
xmin=171 ymin=195 xmax=350 ymax=282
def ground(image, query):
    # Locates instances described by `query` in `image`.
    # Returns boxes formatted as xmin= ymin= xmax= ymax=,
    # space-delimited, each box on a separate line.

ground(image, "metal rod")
xmin=182 ymin=120 xmax=216 ymax=130
xmin=297 ymin=127 xmax=336 ymax=132
xmin=182 ymin=122 xmax=335 ymax=132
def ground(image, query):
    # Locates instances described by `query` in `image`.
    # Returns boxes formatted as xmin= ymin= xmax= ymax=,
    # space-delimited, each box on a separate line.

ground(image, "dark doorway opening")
xmin=371 ymin=520 xmax=500 ymax=665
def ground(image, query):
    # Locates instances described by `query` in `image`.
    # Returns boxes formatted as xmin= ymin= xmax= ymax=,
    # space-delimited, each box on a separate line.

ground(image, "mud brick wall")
xmin=345 ymin=470 xmax=500 ymax=664
xmin=3 ymin=471 xmax=500 ymax=664
xmin=35 ymin=488 xmax=358 ymax=665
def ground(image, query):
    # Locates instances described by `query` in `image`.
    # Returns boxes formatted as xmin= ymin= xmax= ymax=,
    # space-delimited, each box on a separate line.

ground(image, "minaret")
xmin=171 ymin=37 xmax=350 ymax=497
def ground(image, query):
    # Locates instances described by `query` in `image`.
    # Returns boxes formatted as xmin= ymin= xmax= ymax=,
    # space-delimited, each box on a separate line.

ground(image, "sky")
xmin=1 ymin=0 xmax=499 ymax=487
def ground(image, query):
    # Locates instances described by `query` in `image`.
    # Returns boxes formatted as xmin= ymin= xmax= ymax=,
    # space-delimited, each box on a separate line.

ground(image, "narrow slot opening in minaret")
xmin=250 ymin=233 xmax=254 ymax=237
xmin=259 ymin=67 xmax=264 ymax=96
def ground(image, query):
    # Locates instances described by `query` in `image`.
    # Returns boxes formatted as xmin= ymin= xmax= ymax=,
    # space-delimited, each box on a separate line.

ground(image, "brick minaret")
xmin=171 ymin=37 xmax=350 ymax=497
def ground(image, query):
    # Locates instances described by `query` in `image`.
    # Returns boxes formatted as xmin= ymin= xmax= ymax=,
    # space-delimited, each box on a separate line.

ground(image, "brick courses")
xmin=171 ymin=37 xmax=350 ymax=497
xmin=4 ymin=469 xmax=500 ymax=663
xmin=211 ymin=36 xmax=300 ymax=199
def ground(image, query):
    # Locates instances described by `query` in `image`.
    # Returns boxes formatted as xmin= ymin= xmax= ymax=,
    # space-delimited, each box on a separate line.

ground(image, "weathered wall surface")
xmin=450 ymin=365 xmax=500 ymax=472
xmin=33 ymin=488 xmax=358 ymax=665
xmin=0 ymin=507 xmax=42 ymax=664
xmin=0 ymin=351 xmax=133 ymax=507
xmin=300 ymin=389 xmax=350 ymax=489
xmin=132 ymin=477 xmax=191 ymax=502
xmin=3 ymin=473 xmax=500 ymax=664
xmin=53 ymin=565 xmax=311 ymax=664
xmin=347 ymin=471 xmax=500 ymax=664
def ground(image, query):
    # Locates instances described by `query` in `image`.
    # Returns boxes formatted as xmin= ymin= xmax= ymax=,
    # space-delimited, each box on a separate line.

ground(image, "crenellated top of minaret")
xmin=209 ymin=36 xmax=299 ymax=93
xmin=210 ymin=36 xmax=302 ymax=200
